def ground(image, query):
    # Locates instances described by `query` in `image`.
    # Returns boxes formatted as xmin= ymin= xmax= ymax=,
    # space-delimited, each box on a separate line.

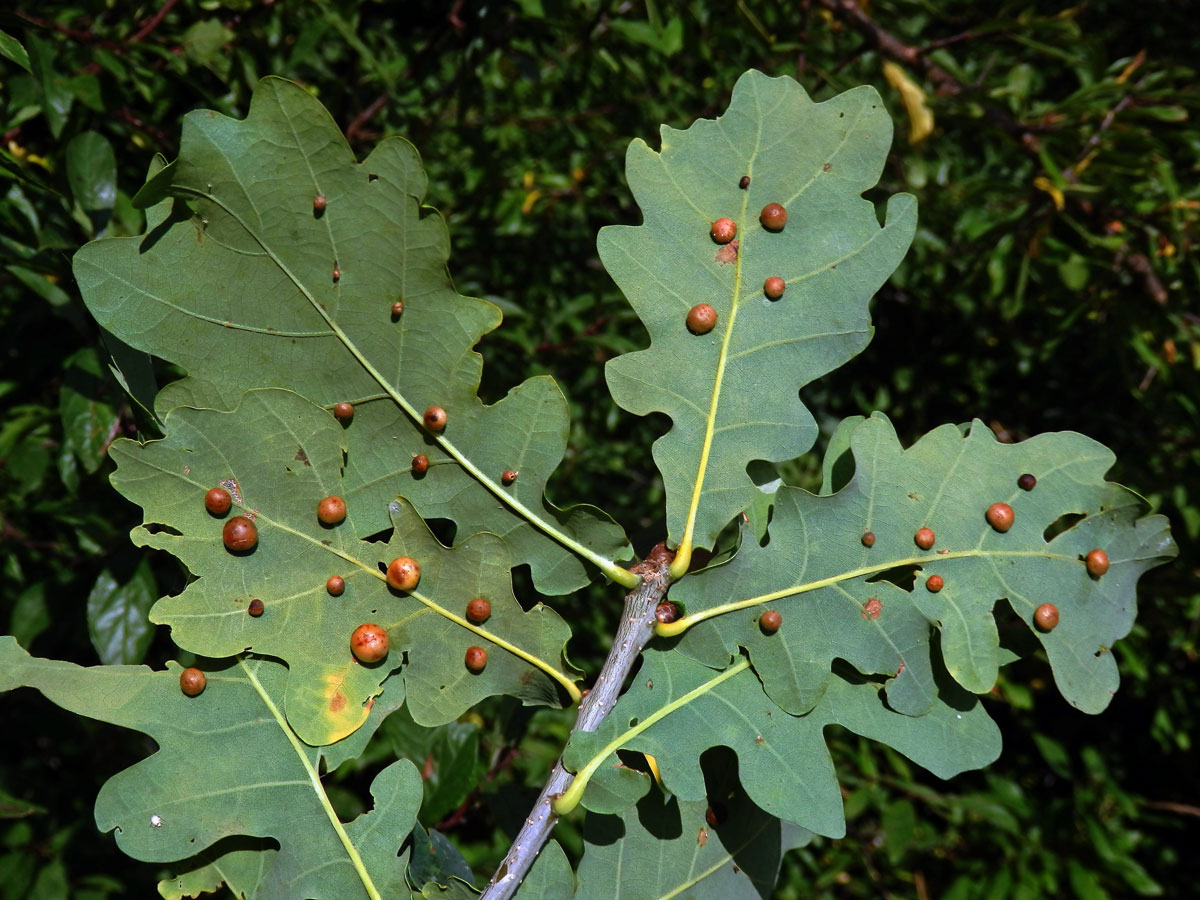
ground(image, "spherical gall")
xmin=501 ymin=469 xmax=518 ymax=486
xmin=411 ymin=454 xmax=429 ymax=475
xmin=914 ymin=527 xmax=935 ymax=550
xmin=655 ymin=601 xmax=679 ymax=624
xmin=1017 ymin=473 xmax=1037 ymax=491
xmin=386 ymin=556 xmax=421 ymax=591
xmin=326 ymin=575 xmax=345 ymax=596
xmin=986 ymin=502 xmax=1015 ymax=533
xmin=1085 ymin=549 xmax=1110 ymax=577
xmin=710 ymin=218 xmax=737 ymax=244
xmin=180 ymin=667 xmax=206 ymax=697
xmin=222 ymin=516 xmax=258 ymax=553
xmin=317 ymin=496 xmax=347 ymax=525
xmin=760 ymin=203 xmax=787 ymax=231
xmin=464 ymin=645 xmax=488 ymax=672
xmin=247 ymin=598 xmax=264 ymax=617
xmin=351 ymin=623 xmax=389 ymax=664
xmin=687 ymin=303 xmax=718 ymax=335
xmin=861 ymin=531 xmax=876 ymax=548
xmin=738 ymin=175 xmax=750 ymax=189
xmin=333 ymin=402 xmax=354 ymax=422
xmin=466 ymin=597 xmax=491 ymax=623
xmin=759 ymin=609 xmax=782 ymax=633
xmin=925 ymin=574 xmax=944 ymax=593
xmin=391 ymin=300 xmax=404 ymax=317
xmin=423 ymin=405 xmax=447 ymax=432
xmin=1034 ymin=603 xmax=1059 ymax=631
xmin=205 ymin=487 xmax=232 ymax=516
xmin=763 ymin=276 xmax=786 ymax=300
xmin=313 ymin=194 xmax=326 ymax=213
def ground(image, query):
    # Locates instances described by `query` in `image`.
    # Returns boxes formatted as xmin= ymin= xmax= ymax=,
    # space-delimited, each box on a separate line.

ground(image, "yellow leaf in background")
xmin=1033 ymin=175 xmax=1065 ymax=211
xmin=521 ymin=189 xmax=541 ymax=215
xmin=882 ymin=61 xmax=934 ymax=144
xmin=643 ymin=752 xmax=663 ymax=787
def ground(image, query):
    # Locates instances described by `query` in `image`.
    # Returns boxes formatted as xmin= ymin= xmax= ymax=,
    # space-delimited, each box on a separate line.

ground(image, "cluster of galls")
xmin=855 ymin=472 xmax=1113 ymax=634
xmin=688 ymin=194 xmax=791 ymax=336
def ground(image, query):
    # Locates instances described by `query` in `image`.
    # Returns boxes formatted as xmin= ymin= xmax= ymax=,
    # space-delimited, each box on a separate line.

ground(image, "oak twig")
xmin=479 ymin=544 xmax=675 ymax=900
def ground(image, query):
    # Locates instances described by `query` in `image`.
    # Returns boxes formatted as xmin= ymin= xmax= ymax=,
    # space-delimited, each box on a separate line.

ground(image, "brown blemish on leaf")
xmin=294 ymin=446 xmax=311 ymax=466
xmin=823 ymin=162 xmax=832 ymax=171
xmin=698 ymin=828 xmax=708 ymax=847
xmin=863 ymin=597 xmax=882 ymax=619
xmin=897 ymin=662 xmax=906 ymax=674
xmin=715 ymin=239 xmax=739 ymax=265
xmin=329 ymin=692 xmax=347 ymax=713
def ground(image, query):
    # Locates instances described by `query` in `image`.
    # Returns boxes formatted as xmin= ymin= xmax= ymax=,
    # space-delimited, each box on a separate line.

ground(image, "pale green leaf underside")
xmin=564 ymin=647 xmax=998 ymax=839
xmin=0 ymin=638 xmax=420 ymax=900
xmin=109 ymin=389 xmax=579 ymax=744
xmin=574 ymin=783 xmax=808 ymax=900
xmin=671 ymin=414 xmax=1177 ymax=713
xmin=73 ymin=76 xmax=631 ymax=594
xmin=602 ymin=69 xmax=916 ymax=552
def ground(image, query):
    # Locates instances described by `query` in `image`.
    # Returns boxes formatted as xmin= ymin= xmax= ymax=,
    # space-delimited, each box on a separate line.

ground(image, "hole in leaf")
xmin=866 ymin=564 xmax=919 ymax=591
xmin=1044 ymin=512 xmax=1086 ymax=542
xmin=629 ymin=717 xmax=639 ymax=727
xmin=144 ymin=523 xmax=183 ymax=536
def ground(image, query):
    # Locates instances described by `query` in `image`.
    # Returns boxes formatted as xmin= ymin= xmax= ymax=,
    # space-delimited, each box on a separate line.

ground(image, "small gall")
xmin=466 ymin=598 xmax=491 ymax=623
xmin=710 ymin=218 xmax=737 ymax=244
xmin=180 ymin=667 xmax=206 ymax=697
xmin=738 ymin=175 xmax=750 ymax=189
xmin=687 ymin=303 xmax=718 ymax=335
xmin=386 ymin=557 xmax=421 ymax=591
xmin=423 ymin=405 xmax=447 ymax=432
xmin=655 ymin=601 xmax=679 ymax=624
xmin=1034 ymin=603 xmax=1059 ymax=631
xmin=332 ymin=402 xmax=354 ymax=422
xmin=861 ymin=531 xmax=876 ymax=548
xmin=313 ymin=194 xmax=326 ymax=213
xmin=1085 ymin=549 xmax=1110 ymax=577
xmin=914 ymin=527 xmax=935 ymax=550
xmin=351 ymin=623 xmax=388 ymax=664
xmin=759 ymin=203 xmax=787 ymax=231
xmin=317 ymin=496 xmax=347 ymax=526
xmin=1017 ymin=473 xmax=1037 ymax=491
xmin=465 ymin=646 xmax=488 ymax=672
xmin=501 ymin=469 xmax=518 ymax=486
xmin=985 ymin=502 xmax=1015 ymax=533
xmin=248 ymin=598 xmax=264 ymax=617
xmin=391 ymin=300 xmax=404 ymax=317
xmin=205 ymin=487 xmax=232 ymax=517
xmin=759 ymin=609 xmax=782 ymax=633
xmin=763 ymin=276 xmax=785 ymax=300
xmin=332 ymin=262 xmax=341 ymax=283
xmin=222 ymin=516 xmax=258 ymax=553
xmin=926 ymin=574 xmax=944 ymax=592
xmin=326 ymin=575 xmax=345 ymax=596
xmin=411 ymin=454 xmax=429 ymax=475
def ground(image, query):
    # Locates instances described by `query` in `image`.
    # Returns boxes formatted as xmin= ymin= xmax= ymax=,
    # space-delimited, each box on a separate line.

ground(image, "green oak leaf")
xmin=0 ymin=638 xmax=421 ymax=900
xmin=514 ymin=840 xmax=574 ymax=900
xmin=109 ymin=388 xmax=580 ymax=743
xmin=601 ymin=69 xmax=916 ymax=565
xmin=563 ymin=647 xmax=999 ymax=839
xmin=666 ymin=414 xmax=1177 ymax=713
xmin=73 ymin=75 xmax=633 ymax=594
xmin=574 ymin=780 xmax=810 ymax=900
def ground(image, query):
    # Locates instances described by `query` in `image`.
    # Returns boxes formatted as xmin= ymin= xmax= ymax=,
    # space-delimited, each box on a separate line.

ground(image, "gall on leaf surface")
xmin=563 ymin=647 xmax=999 ymax=839
xmin=601 ymin=70 xmax=917 ymax=559
xmin=0 ymin=638 xmax=420 ymax=900
xmin=109 ymin=389 xmax=580 ymax=743
xmin=72 ymin=76 xmax=632 ymax=594
xmin=668 ymin=414 xmax=1177 ymax=713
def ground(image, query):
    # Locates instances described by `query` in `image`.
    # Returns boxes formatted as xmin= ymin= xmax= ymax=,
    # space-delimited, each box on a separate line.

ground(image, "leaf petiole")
xmin=551 ymin=658 xmax=750 ymax=816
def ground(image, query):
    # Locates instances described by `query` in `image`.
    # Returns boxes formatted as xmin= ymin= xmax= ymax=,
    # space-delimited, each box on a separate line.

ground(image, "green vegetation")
xmin=2 ymin=3 xmax=1196 ymax=897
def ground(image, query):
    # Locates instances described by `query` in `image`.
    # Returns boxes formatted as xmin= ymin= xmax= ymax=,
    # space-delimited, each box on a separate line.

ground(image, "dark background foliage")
xmin=1 ymin=2 xmax=1196 ymax=897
